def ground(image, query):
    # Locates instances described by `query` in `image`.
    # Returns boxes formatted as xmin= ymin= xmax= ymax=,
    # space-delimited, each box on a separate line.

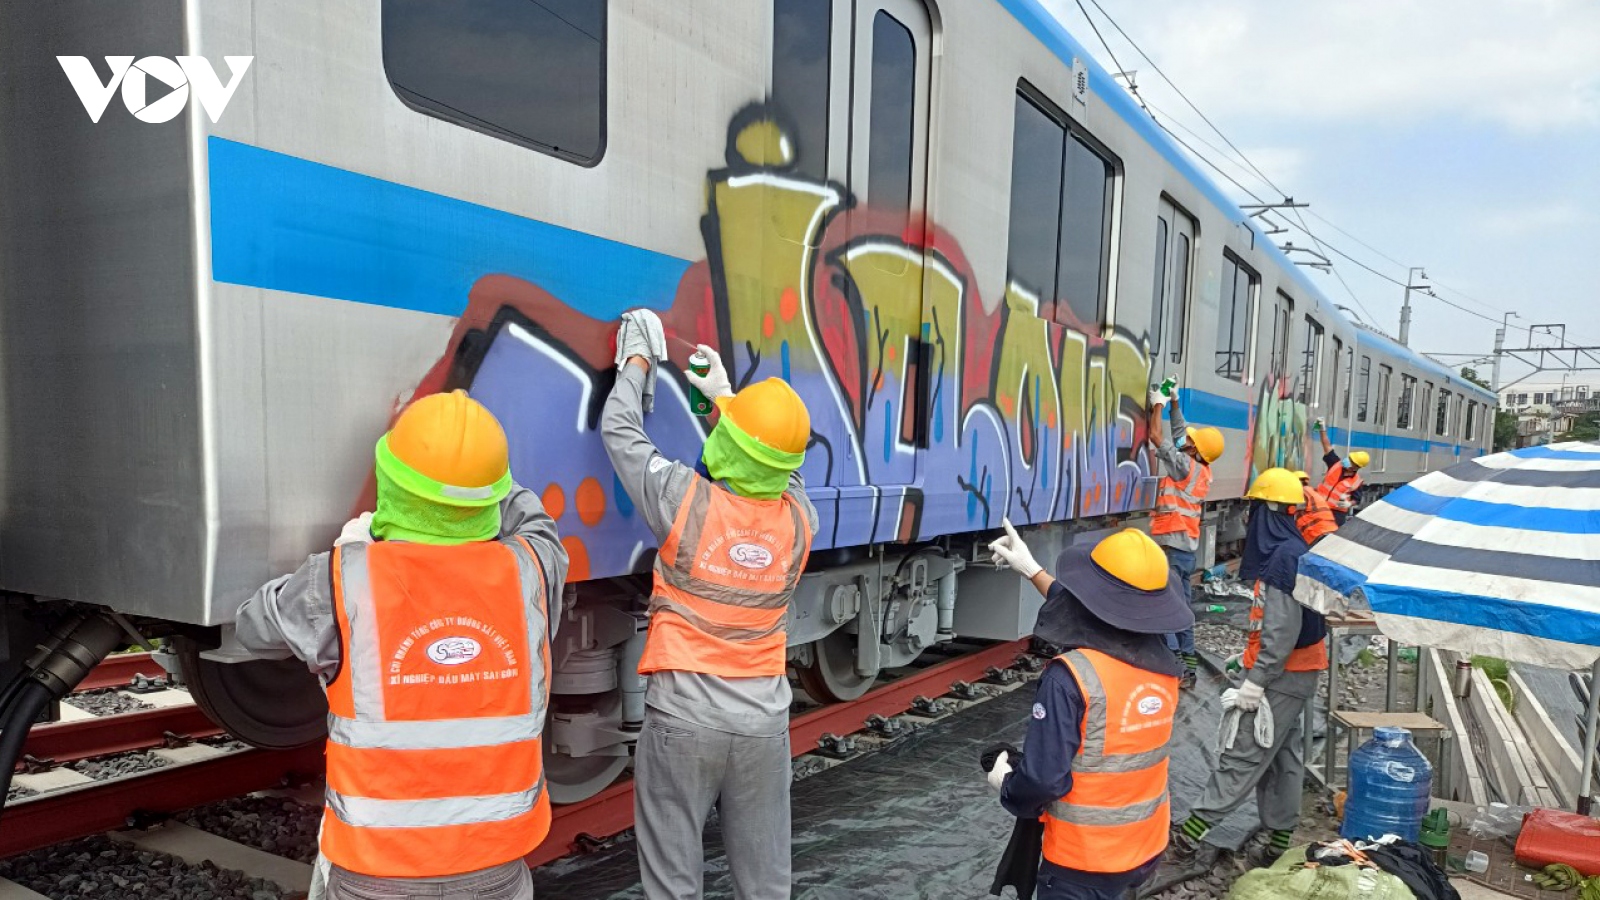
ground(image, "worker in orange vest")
xmin=1293 ymin=470 xmax=1338 ymax=545
xmin=603 ymin=309 xmax=817 ymax=900
xmin=233 ymin=390 xmax=569 ymax=900
xmin=986 ymin=523 xmax=1191 ymax=899
xmin=1314 ymin=418 xmax=1368 ymax=525
xmin=1148 ymin=380 xmax=1224 ymax=690
xmin=1169 ymin=468 xmax=1326 ymax=873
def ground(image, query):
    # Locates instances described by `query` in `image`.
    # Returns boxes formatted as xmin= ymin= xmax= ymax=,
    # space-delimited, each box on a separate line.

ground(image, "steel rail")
xmin=21 ymin=705 xmax=223 ymax=768
xmin=77 ymin=652 xmax=166 ymax=692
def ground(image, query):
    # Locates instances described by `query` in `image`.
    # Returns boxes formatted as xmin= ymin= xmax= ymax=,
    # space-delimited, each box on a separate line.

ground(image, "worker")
xmin=1147 ymin=379 xmax=1224 ymax=690
xmin=233 ymin=390 xmax=568 ymax=900
xmin=1167 ymin=468 xmax=1327 ymax=872
xmin=602 ymin=309 xmax=817 ymax=900
xmin=986 ymin=523 xmax=1191 ymax=899
xmin=1292 ymin=470 xmax=1338 ymax=545
xmin=1313 ymin=417 xmax=1367 ymax=525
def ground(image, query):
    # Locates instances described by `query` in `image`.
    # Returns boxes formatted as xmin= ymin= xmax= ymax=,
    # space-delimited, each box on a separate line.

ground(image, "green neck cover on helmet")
xmin=701 ymin=415 xmax=804 ymax=500
xmin=370 ymin=436 xmax=510 ymax=546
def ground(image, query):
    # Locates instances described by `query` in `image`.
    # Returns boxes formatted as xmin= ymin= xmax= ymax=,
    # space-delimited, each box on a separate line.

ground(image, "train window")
xmin=1466 ymin=400 xmax=1478 ymax=441
xmin=1216 ymin=253 xmax=1257 ymax=381
xmin=1437 ymin=389 xmax=1451 ymax=436
xmin=1264 ymin=291 xmax=1293 ymax=380
xmin=868 ymin=11 xmax=916 ymax=219
xmin=1170 ymin=233 xmax=1191 ymax=364
xmin=1057 ymin=136 xmax=1115 ymax=328
xmin=1421 ymin=382 xmax=1434 ymax=436
xmin=1397 ymin=375 xmax=1416 ymax=429
xmin=1329 ymin=336 xmax=1344 ymax=413
xmin=1376 ymin=365 xmax=1393 ymax=427
xmin=1298 ymin=316 xmax=1322 ymax=405
xmin=773 ymin=0 xmax=832 ymax=182
xmin=381 ymin=0 xmax=606 ymax=165
xmin=1357 ymin=355 xmax=1372 ymax=422
xmin=1149 ymin=217 xmax=1169 ymax=358
xmin=1007 ymin=92 xmax=1066 ymax=310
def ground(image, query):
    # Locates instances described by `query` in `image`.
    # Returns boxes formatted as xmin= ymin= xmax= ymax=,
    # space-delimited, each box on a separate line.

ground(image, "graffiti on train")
xmin=1248 ymin=369 xmax=1310 ymax=478
xmin=403 ymin=106 xmax=1156 ymax=582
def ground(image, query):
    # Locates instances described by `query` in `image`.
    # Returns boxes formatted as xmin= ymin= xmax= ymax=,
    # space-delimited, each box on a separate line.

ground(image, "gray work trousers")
xmin=1188 ymin=688 xmax=1310 ymax=833
xmin=325 ymin=860 xmax=533 ymax=899
xmin=634 ymin=707 xmax=791 ymax=900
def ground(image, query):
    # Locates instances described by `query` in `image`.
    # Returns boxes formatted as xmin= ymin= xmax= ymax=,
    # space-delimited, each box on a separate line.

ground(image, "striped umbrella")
xmin=1296 ymin=441 xmax=1600 ymax=812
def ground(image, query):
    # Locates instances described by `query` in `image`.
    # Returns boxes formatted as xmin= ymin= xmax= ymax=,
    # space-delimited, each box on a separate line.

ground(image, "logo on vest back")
xmin=426 ymin=636 xmax=482 ymax=666
xmin=728 ymin=542 xmax=774 ymax=570
xmin=1137 ymin=696 xmax=1165 ymax=716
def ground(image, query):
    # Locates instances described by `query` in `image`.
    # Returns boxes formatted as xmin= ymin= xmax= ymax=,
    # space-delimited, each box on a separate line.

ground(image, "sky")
xmin=1038 ymin=0 xmax=1600 ymax=390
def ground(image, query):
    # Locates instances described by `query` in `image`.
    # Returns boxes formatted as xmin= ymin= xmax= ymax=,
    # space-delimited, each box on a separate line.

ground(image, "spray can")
xmin=688 ymin=351 xmax=714 ymax=416
xmin=1159 ymin=376 xmax=1178 ymax=399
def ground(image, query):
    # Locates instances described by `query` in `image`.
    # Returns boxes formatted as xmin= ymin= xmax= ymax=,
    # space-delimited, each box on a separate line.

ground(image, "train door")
xmin=1375 ymin=364 xmax=1393 ymax=472
xmin=1150 ymin=198 xmax=1196 ymax=369
xmin=1421 ymin=380 xmax=1434 ymax=472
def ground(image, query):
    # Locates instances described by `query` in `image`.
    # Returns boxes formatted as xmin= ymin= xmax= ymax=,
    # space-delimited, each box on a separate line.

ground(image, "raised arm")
xmin=601 ymin=358 xmax=695 ymax=544
xmin=233 ymin=551 xmax=341 ymax=682
xmin=500 ymin=483 xmax=570 ymax=624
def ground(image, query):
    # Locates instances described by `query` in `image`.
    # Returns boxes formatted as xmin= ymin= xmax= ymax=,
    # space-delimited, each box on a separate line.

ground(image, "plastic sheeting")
xmin=532 ymin=664 xmax=1275 ymax=899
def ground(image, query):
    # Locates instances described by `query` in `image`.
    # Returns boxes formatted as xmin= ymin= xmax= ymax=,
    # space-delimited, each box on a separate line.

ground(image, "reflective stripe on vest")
xmin=1151 ymin=463 xmax=1212 ymax=540
xmin=1241 ymin=580 xmax=1330 ymax=673
xmin=1296 ymin=488 xmax=1338 ymax=545
xmin=1042 ymin=650 xmax=1177 ymax=874
xmin=1317 ymin=466 xmax=1362 ymax=512
xmin=639 ymin=478 xmax=812 ymax=678
xmin=321 ymin=538 xmax=552 ymax=879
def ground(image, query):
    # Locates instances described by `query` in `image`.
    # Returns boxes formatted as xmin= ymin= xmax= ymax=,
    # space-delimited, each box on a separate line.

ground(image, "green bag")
xmin=1227 ymin=851 xmax=1416 ymax=900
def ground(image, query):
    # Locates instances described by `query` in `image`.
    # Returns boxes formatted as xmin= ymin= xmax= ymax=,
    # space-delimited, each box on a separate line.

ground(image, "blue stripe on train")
xmin=207 ymin=137 xmax=693 ymax=319
xmin=1177 ymin=387 xmax=1475 ymax=457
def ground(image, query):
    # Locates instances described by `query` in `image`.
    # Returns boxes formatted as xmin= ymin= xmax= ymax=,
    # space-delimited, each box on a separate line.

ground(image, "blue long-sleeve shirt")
xmin=1000 ymin=661 xmax=1085 ymax=819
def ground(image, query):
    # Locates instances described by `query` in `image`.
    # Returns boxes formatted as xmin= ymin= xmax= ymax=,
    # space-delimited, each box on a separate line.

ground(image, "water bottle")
xmin=687 ymin=351 xmax=714 ymax=416
xmin=1341 ymin=726 xmax=1433 ymax=841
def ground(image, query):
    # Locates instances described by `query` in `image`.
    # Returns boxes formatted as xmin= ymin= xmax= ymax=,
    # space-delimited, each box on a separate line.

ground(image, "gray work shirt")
xmin=1246 ymin=580 xmax=1321 ymax=699
xmin=602 ymin=364 xmax=819 ymax=737
xmin=233 ymin=485 xmax=569 ymax=681
xmin=1151 ymin=402 xmax=1201 ymax=553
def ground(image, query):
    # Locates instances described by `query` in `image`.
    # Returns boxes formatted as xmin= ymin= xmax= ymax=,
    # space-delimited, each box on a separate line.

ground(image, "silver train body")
xmin=0 ymin=0 xmax=1493 ymax=798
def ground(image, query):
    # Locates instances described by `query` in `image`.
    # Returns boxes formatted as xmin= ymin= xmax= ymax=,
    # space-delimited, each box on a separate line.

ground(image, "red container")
xmin=1514 ymin=808 xmax=1600 ymax=876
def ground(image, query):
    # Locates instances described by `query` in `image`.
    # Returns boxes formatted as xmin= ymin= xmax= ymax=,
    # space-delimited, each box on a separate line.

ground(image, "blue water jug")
xmin=1341 ymin=726 xmax=1433 ymax=841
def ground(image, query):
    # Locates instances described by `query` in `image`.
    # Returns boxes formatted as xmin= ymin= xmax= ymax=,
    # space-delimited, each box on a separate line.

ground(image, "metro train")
xmin=0 ymin=0 xmax=1493 ymax=802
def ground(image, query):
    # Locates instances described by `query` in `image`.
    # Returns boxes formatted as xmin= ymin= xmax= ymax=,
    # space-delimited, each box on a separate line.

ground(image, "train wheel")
xmin=796 ymin=630 xmax=878 ymax=703
xmin=174 ymin=637 xmax=328 ymax=749
xmin=543 ymin=745 xmax=629 ymax=805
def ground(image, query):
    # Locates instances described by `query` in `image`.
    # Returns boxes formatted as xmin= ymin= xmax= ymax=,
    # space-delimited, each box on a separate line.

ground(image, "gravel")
xmin=71 ymin=751 xmax=170 ymax=780
xmin=0 ymin=834 xmax=288 ymax=899
xmin=181 ymin=795 xmax=322 ymax=864
xmin=63 ymin=689 xmax=154 ymax=717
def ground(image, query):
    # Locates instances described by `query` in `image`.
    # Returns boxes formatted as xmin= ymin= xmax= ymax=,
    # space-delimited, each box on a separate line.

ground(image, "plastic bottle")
xmin=687 ymin=351 xmax=713 ymax=416
xmin=1341 ymin=726 xmax=1433 ymax=842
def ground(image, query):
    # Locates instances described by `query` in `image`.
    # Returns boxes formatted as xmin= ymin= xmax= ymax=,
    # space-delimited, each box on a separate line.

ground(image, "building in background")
xmin=1499 ymin=381 xmax=1600 ymax=447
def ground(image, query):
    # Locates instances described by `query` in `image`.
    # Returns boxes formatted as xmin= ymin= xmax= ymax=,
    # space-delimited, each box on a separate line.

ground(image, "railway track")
xmin=1 ymin=637 xmax=1037 ymax=894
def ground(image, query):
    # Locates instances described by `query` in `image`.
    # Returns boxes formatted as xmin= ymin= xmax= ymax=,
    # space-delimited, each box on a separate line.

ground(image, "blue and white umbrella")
xmin=1296 ymin=441 xmax=1600 ymax=811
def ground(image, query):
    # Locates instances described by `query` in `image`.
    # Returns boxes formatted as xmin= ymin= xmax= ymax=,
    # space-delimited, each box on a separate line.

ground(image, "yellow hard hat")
xmin=386 ymin=390 xmax=510 ymax=496
xmin=1246 ymin=467 xmax=1304 ymax=504
xmin=717 ymin=379 xmax=811 ymax=455
xmin=1293 ymin=470 xmax=1310 ymax=482
xmin=1090 ymin=528 xmax=1169 ymax=592
xmin=1349 ymin=450 xmax=1371 ymax=468
xmin=1185 ymin=426 xmax=1225 ymax=463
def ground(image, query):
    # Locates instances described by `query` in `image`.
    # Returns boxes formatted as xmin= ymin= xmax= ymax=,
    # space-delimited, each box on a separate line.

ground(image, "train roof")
xmin=1003 ymin=1 xmax=1491 ymax=402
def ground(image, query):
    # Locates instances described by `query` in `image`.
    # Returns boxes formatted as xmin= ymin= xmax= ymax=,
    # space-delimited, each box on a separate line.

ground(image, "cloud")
xmin=1039 ymin=0 xmax=1600 ymax=133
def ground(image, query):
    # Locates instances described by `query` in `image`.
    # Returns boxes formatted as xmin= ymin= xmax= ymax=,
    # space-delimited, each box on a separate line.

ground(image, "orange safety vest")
xmin=638 ymin=478 xmax=812 ymax=678
xmin=1151 ymin=462 xmax=1213 ymax=541
xmin=1241 ymin=580 xmax=1329 ymax=673
xmin=322 ymin=538 xmax=552 ymax=878
xmin=1317 ymin=464 xmax=1363 ymax=514
xmin=1296 ymin=487 xmax=1338 ymax=545
xmin=1041 ymin=650 xmax=1177 ymax=874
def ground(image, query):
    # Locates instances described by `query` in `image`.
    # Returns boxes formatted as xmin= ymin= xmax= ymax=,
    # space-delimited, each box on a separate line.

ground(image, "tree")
xmin=1493 ymin=410 xmax=1518 ymax=452
xmin=1461 ymin=367 xmax=1491 ymax=391
xmin=1566 ymin=411 xmax=1600 ymax=442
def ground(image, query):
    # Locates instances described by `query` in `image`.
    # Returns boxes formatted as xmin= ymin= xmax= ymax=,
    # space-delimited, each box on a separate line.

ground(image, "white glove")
xmin=1235 ymin=678 xmax=1265 ymax=712
xmin=334 ymin=512 xmax=373 ymax=547
xmin=986 ymin=750 xmax=1012 ymax=792
xmin=988 ymin=518 xmax=1043 ymax=579
xmin=615 ymin=309 xmax=669 ymax=411
xmin=1148 ymin=389 xmax=1167 ymax=409
xmin=686 ymin=344 xmax=733 ymax=401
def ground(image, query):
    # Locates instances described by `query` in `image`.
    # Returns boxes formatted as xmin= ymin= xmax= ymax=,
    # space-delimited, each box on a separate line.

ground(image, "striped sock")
xmin=1182 ymin=653 xmax=1199 ymax=670
xmin=1270 ymin=829 xmax=1294 ymax=850
xmin=1181 ymin=815 xmax=1211 ymax=840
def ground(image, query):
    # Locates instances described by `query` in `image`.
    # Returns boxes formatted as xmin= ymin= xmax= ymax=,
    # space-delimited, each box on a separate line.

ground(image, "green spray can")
xmin=1159 ymin=376 xmax=1178 ymax=399
xmin=688 ymin=351 xmax=714 ymax=416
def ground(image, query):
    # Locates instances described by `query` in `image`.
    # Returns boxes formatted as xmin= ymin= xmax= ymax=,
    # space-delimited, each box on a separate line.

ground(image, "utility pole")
xmin=1491 ymin=311 xmax=1519 ymax=396
xmin=1399 ymin=267 xmax=1427 ymax=347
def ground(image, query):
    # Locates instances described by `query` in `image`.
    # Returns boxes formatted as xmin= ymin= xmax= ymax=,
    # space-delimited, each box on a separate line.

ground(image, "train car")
xmin=0 ymin=0 xmax=1494 ymax=801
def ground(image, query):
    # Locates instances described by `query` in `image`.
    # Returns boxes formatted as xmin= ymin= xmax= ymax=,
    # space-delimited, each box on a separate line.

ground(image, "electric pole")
xmin=1400 ymin=267 xmax=1427 ymax=347
xmin=1491 ymin=311 xmax=1519 ymax=396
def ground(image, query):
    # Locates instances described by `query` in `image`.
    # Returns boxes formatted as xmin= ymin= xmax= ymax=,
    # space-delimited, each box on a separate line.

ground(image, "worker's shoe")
xmin=1165 ymin=827 xmax=1216 ymax=869
xmin=1179 ymin=669 xmax=1198 ymax=691
xmin=1241 ymin=831 xmax=1286 ymax=870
